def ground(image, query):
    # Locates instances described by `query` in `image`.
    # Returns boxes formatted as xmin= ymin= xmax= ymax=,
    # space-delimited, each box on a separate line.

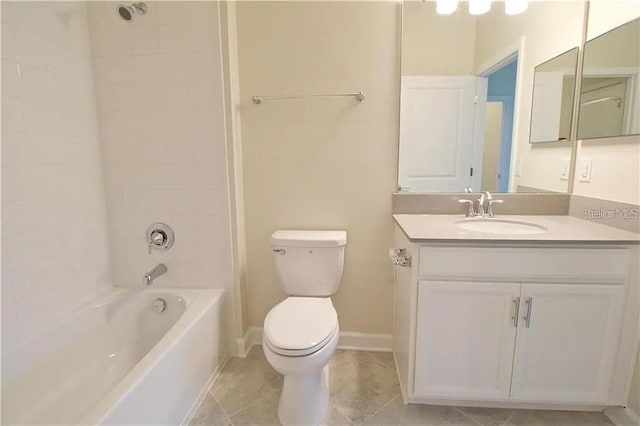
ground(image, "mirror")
xmin=398 ymin=1 xmax=585 ymax=193
xmin=578 ymin=17 xmax=640 ymax=140
xmin=529 ymin=48 xmax=579 ymax=143
xmin=572 ymin=2 xmax=640 ymax=207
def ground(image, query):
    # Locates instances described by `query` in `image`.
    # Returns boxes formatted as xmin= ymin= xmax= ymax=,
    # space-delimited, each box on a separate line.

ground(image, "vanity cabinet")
xmin=414 ymin=281 xmax=625 ymax=404
xmin=509 ymin=284 xmax=624 ymax=404
xmin=392 ymin=224 xmax=638 ymax=410
xmin=414 ymin=281 xmax=519 ymax=400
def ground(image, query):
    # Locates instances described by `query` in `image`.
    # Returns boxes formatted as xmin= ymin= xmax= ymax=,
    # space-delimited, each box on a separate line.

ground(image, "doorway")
xmin=482 ymin=58 xmax=518 ymax=193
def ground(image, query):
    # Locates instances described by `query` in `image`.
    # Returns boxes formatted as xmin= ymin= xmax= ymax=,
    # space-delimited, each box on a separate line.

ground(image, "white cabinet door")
xmin=398 ymin=76 xmax=485 ymax=193
xmin=510 ymin=284 xmax=625 ymax=404
xmin=414 ymin=281 xmax=520 ymax=400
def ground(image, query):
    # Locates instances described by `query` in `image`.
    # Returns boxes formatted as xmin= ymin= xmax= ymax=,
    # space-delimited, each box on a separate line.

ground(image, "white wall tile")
xmin=186 ymin=52 xmax=216 ymax=82
xmin=1 ymin=2 xmax=113 ymax=350
xmin=88 ymin=1 xmax=233 ymax=291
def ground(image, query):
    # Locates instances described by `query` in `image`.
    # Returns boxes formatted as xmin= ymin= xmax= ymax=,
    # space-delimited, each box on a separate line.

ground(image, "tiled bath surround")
xmin=87 ymin=2 xmax=234 ymax=290
xmin=1 ymin=2 xmax=112 ymax=348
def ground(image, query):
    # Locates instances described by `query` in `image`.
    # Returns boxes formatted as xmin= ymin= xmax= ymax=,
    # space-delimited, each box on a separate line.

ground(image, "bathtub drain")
xmin=151 ymin=297 xmax=167 ymax=313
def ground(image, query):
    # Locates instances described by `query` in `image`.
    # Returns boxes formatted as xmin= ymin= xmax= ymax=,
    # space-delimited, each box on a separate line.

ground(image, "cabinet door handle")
xmin=511 ymin=297 xmax=520 ymax=327
xmin=523 ymin=297 xmax=533 ymax=328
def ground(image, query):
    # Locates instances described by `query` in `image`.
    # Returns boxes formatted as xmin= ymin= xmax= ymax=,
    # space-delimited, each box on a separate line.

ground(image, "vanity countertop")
xmin=393 ymin=214 xmax=640 ymax=244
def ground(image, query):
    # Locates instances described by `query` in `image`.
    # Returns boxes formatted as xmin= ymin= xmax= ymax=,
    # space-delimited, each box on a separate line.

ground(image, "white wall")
xmin=576 ymin=3 xmax=640 ymax=412
xmin=474 ymin=1 xmax=585 ymax=193
xmin=1 ymin=2 xmax=112 ymax=349
xmin=574 ymin=1 xmax=640 ymax=206
xmin=237 ymin=1 xmax=400 ymax=334
xmin=87 ymin=1 xmax=234 ymax=291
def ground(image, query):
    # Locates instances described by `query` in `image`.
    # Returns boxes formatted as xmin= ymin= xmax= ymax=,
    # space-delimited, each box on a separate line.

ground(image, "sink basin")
xmin=455 ymin=218 xmax=548 ymax=235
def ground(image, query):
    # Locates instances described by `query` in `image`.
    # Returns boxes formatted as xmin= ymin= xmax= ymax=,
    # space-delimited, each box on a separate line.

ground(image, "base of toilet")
xmin=278 ymin=365 xmax=330 ymax=425
xmin=263 ymin=330 xmax=339 ymax=426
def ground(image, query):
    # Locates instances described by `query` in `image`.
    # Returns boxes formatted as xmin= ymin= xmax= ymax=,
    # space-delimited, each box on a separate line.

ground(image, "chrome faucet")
xmin=143 ymin=263 xmax=167 ymax=286
xmin=459 ymin=191 xmax=504 ymax=218
xmin=478 ymin=191 xmax=504 ymax=217
xmin=486 ymin=197 xmax=504 ymax=218
xmin=477 ymin=191 xmax=488 ymax=216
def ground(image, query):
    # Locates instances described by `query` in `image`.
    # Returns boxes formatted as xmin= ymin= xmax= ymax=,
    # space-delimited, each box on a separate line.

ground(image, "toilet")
xmin=263 ymin=230 xmax=347 ymax=426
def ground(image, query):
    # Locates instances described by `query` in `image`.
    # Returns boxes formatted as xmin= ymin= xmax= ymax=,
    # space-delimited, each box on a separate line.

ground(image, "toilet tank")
xmin=270 ymin=230 xmax=347 ymax=297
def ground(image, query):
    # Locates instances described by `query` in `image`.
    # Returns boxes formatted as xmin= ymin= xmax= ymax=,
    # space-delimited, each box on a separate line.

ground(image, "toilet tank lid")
xmin=271 ymin=230 xmax=347 ymax=247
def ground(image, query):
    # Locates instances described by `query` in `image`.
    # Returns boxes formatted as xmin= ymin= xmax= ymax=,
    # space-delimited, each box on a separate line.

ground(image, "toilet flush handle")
xmin=273 ymin=249 xmax=286 ymax=255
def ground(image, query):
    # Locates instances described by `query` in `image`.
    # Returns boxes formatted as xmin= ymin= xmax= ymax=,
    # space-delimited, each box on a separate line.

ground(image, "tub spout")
xmin=143 ymin=263 xmax=167 ymax=286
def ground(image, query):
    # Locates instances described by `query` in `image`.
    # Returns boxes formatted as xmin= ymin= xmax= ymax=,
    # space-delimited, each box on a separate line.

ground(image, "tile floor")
xmin=189 ymin=348 xmax=613 ymax=426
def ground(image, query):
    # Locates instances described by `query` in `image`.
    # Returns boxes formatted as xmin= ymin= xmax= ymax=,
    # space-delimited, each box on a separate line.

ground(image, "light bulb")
xmin=469 ymin=0 xmax=491 ymax=15
xmin=436 ymin=0 xmax=459 ymax=15
xmin=505 ymin=0 xmax=528 ymax=15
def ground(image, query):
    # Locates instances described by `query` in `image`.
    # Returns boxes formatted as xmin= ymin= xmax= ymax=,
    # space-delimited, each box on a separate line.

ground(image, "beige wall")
xmin=237 ymin=1 xmax=400 ymax=333
xmin=402 ymin=1 xmax=476 ymax=76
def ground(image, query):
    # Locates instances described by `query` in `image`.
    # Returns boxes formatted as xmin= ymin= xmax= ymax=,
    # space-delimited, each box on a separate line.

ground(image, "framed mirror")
xmin=578 ymin=17 xmax=640 ymax=140
xmin=529 ymin=48 xmax=579 ymax=143
xmin=398 ymin=0 xmax=586 ymax=194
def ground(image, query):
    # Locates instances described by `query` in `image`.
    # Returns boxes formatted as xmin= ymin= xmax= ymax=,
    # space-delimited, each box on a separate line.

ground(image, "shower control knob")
xmin=146 ymin=223 xmax=175 ymax=254
xmin=150 ymin=230 xmax=167 ymax=245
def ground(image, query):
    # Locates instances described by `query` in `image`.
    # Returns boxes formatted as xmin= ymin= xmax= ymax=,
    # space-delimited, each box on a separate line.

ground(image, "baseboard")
xmin=235 ymin=326 xmax=261 ymax=357
xmin=238 ymin=327 xmax=393 ymax=355
xmin=235 ymin=327 xmax=255 ymax=358
xmin=337 ymin=331 xmax=393 ymax=352
xmin=180 ymin=355 xmax=228 ymax=426
xmin=604 ymin=406 xmax=640 ymax=426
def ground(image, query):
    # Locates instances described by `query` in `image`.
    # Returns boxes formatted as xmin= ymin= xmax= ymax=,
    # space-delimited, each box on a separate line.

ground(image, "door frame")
xmin=475 ymin=38 xmax=525 ymax=193
xmin=487 ymin=95 xmax=514 ymax=192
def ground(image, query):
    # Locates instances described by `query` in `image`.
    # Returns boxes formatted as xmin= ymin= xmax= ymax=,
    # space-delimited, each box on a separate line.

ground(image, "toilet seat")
xmin=264 ymin=297 xmax=338 ymax=357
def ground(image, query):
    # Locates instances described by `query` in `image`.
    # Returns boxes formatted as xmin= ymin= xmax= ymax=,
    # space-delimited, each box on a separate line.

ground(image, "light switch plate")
xmin=578 ymin=158 xmax=592 ymax=183
xmin=560 ymin=158 xmax=570 ymax=180
xmin=515 ymin=159 xmax=523 ymax=177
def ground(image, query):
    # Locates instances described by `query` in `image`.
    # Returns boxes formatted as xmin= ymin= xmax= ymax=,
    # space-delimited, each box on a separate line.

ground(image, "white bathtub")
xmin=2 ymin=288 xmax=227 ymax=425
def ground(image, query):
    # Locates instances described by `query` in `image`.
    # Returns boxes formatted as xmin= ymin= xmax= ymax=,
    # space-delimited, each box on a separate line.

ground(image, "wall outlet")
xmin=578 ymin=158 xmax=593 ymax=183
xmin=515 ymin=159 xmax=523 ymax=177
xmin=560 ymin=158 xmax=570 ymax=180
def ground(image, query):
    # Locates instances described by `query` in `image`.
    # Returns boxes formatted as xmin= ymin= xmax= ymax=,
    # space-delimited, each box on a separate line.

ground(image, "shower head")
xmin=116 ymin=2 xmax=147 ymax=23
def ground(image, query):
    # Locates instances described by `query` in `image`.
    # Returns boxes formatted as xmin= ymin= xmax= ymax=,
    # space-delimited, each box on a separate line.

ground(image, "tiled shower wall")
xmin=87 ymin=2 xmax=233 ymax=289
xmin=1 ymin=2 xmax=112 ymax=348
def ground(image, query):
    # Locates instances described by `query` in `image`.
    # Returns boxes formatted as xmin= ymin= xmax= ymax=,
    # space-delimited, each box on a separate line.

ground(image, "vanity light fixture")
xmin=505 ymin=0 xmax=528 ymax=15
xmin=469 ymin=0 xmax=491 ymax=15
xmin=436 ymin=0 xmax=459 ymax=15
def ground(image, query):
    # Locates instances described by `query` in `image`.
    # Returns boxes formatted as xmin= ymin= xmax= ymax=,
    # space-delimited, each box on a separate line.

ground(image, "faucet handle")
xmin=487 ymin=199 xmax=504 ymax=218
xmin=458 ymin=199 xmax=475 ymax=217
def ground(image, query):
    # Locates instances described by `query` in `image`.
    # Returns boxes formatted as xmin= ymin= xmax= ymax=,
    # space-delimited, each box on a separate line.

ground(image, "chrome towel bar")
xmin=252 ymin=91 xmax=365 ymax=105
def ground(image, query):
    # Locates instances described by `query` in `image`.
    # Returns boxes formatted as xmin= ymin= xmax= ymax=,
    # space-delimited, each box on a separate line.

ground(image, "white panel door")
xmin=414 ymin=281 xmax=520 ymax=400
xmin=530 ymin=71 xmax=564 ymax=142
xmin=510 ymin=284 xmax=625 ymax=404
xmin=398 ymin=76 xmax=481 ymax=192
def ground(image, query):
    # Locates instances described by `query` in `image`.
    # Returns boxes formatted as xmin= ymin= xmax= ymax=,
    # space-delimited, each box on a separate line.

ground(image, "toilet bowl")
xmin=263 ymin=297 xmax=339 ymax=425
xmin=264 ymin=230 xmax=346 ymax=426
